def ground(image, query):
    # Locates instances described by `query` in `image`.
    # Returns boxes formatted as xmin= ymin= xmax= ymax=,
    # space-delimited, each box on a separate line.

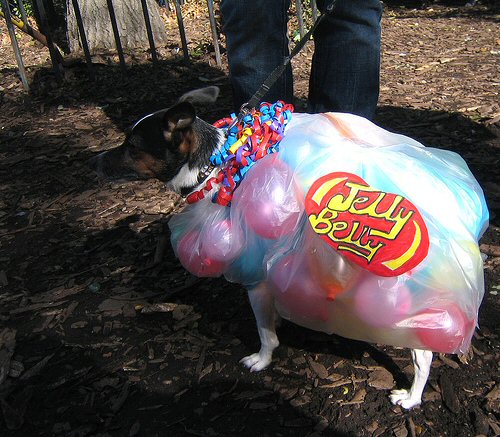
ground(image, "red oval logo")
xmin=305 ymin=172 xmax=429 ymax=277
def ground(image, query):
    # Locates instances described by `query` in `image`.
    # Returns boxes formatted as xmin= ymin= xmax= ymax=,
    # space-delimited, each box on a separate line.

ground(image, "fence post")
xmin=70 ymin=0 xmax=94 ymax=80
xmin=16 ymin=0 xmax=28 ymax=27
xmin=105 ymin=0 xmax=126 ymax=70
xmin=311 ymin=0 xmax=318 ymax=22
xmin=295 ymin=0 xmax=305 ymax=37
xmin=34 ymin=0 xmax=63 ymax=81
xmin=173 ymin=0 xmax=188 ymax=60
xmin=206 ymin=0 xmax=221 ymax=68
xmin=0 ymin=0 xmax=30 ymax=91
xmin=140 ymin=0 xmax=158 ymax=63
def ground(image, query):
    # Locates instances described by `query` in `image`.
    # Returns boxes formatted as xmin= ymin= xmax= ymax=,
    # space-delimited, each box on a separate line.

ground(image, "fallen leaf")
xmin=173 ymin=304 xmax=194 ymax=321
xmin=488 ymin=417 xmax=500 ymax=435
xmin=438 ymin=353 xmax=460 ymax=369
xmin=71 ymin=321 xmax=88 ymax=329
xmin=20 ymin=354 xmax=54 ymax=381
xmin=352 ymin=388 xmax=367 ymax=402
xmin=486 ymin=385 xmax=500 ymax=401
xmin=366 ymin=421 xmax=379 ymax=434
xmin=289 ymin=395 xmax=311 ymax=407
xmin=393 ymin=422 xmax=409 ymax=437
xmin=319 ymin=379 xmax=351 ymax=389
xmin=485 ymin=385 xmax=500 ymax=414
xmin=29 ymin=284 xmax=84 ymax=303
xmin=278 ymin=387 xmax=298 ymax=400
xmin=198 ymin=363 xmax=213 ymax=381
xmin=307 ymin=357 xmax=329 ymax=379
xmin=368 ymin=368 xmax=395 ymax=390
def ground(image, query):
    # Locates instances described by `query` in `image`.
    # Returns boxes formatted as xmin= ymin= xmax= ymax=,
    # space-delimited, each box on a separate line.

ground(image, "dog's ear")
xmin=163 ymin=101 xmax=196 ymax=132
xmin=178 ymin=86 xmax=220 ymax=105
xmin=163 ymin=101 xmax=197 ymax=154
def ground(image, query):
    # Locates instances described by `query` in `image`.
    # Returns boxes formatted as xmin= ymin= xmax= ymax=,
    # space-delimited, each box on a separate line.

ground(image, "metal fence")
xmin=1 ymin=0 xmax=311 ymax=92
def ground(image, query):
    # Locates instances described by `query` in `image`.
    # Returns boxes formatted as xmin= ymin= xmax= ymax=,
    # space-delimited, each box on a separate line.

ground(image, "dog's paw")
xmin=240 ymin=352 xmax=272 ymax=372
xmin=389 ymin=389 xmax=422 ymax=409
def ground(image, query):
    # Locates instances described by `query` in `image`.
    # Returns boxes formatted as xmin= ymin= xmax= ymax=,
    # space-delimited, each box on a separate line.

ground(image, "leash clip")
xmin=225 ymin=102 xmax=253 ymax=133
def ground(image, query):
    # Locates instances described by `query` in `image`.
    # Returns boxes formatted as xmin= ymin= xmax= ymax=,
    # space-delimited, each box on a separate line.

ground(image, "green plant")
xmin=6 ymin=0 xmax=34 ymax=19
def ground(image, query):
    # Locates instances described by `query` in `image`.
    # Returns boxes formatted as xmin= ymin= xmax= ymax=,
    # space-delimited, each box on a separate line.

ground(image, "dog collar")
xmin=196 ymin=163 xmax=216 ymax=184
xmin=186 ymin=101 xmax=293 ymax=206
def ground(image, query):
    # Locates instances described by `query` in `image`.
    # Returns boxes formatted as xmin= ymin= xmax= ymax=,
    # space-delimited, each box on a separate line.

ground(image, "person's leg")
xmin=221 ymin=0 xmax=293 ymax=110
xmin=309 ymin=0 xmax=383 ymax=119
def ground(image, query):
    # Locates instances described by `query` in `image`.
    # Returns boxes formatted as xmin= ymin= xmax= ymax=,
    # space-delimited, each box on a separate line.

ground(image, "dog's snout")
xmin=88 ymin=148 xmax=140 ymax=181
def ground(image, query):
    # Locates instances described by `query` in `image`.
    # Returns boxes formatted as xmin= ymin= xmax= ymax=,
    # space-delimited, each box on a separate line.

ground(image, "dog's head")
xmin=89 ymin=86 xmax=224 ymax=194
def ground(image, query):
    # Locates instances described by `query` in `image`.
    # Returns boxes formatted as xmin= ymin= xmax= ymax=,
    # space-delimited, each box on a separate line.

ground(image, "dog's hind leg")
xmin=389 ymin=349 xmax=433 ymax=409
xmin=240 ymin=282 xmax=280 ymax=372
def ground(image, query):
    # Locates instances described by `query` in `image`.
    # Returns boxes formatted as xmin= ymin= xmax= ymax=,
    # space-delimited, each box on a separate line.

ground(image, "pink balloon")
xmin=353 ymin=275 xmax=412 ymax=328
xmin=233 ymin=155 xmax=303 ymax=240
xmin=414 ymin=303 xmax=474 ymax=353
xmin=269 ymin=254 xmax=329 ymax=322
xmin=202 ymin=219 xmax=243 ymax=262
xmin=177 ymin=230 xmax=226 ymax=277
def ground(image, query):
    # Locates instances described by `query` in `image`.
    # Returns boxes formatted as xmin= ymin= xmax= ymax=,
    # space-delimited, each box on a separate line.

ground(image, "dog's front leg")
xmin=240 ymin=282 xmax=279 ymax=372
xmin=390 ymin=349 xmax=433 ymax=409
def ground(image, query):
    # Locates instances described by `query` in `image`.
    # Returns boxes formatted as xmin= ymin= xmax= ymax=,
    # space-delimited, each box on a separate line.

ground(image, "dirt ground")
xmin=0 ymin=1 xmax=499 ymax=436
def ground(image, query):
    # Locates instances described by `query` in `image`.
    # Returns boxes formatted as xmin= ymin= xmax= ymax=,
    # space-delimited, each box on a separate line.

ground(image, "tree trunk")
xmin=66 ymin=0 xmax=169 ymax=52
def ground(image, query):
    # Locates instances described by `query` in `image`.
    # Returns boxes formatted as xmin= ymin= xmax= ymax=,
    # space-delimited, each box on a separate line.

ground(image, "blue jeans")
xmin=220 ymin=0 xmax=382 ymax=120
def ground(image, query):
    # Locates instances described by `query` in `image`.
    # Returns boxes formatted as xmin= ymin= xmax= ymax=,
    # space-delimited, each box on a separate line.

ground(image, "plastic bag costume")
xmin=169 ymin=106 xmax=489 ymax=354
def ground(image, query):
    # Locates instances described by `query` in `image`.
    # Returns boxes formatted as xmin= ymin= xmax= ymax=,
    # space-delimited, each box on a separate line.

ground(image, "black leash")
xmin=197 ymin=1 xmax=337 ymax=187
xmin=239 ymin=0 xmax=337 ymax=117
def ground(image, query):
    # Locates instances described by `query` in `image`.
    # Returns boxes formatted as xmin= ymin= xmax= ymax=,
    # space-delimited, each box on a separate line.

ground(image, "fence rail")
xmin=1 ymin=0 xmax=311 ymax=92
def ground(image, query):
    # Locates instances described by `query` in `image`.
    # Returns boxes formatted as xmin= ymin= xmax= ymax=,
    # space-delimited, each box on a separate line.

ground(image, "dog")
xmin=90 ymin=86 xmax=486 ymax=410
